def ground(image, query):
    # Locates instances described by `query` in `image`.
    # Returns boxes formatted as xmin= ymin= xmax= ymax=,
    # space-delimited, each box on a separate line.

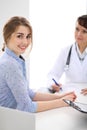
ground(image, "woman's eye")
xmin=76 ymin=27 xmax=79 ymax=31
xmin=82 ymin=30 xmax=87 ymax=33
xmin=17 ymin=35 xmax=23 ymax=38
xmin=27 ymin=34 xmax=31 ymax=39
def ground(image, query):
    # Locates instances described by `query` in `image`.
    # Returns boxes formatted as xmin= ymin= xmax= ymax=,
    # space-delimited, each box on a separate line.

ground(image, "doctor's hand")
xmin=81 ymin=88 xmax=87 ymax=95
xmin=52 ymin=84 xmax=62 ymax=92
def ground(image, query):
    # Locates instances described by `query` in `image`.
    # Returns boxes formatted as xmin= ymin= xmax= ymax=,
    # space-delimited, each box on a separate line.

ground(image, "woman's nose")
xmin=77 ymin=31 xmax=83 ymax=36
xmin=23 ymin=38 xmax=28 ymax=44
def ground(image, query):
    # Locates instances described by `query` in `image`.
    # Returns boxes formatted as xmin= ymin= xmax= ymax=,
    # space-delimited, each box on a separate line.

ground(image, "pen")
xmin=48 ymin=78 xmax=59 ymax=93
xmin=48 ymin=78 xmax=62 ymax=93
xmin=52 ymin=78 xmax=59 ymax=86
xmin=52 ymin=78 xmax=62 ymax=90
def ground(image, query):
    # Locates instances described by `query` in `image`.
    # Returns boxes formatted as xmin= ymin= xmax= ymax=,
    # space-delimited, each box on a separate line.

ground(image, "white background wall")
xmin=0 ymin=0 xmax=87 ymax=90
xmin=0 ymin=0 xmax=29 ymax=51
xmin=29 ymin=0 xmax=87 ymax=89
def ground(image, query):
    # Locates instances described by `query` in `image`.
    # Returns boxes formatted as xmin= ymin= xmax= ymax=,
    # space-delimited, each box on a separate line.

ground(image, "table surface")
xmin=35 ymin=83 xmax=87 ymax=130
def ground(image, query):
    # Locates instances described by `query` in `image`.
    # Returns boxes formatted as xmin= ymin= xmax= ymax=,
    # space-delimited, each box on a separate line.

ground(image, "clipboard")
xmin=63 ymin=99 xmax=87 ymax=114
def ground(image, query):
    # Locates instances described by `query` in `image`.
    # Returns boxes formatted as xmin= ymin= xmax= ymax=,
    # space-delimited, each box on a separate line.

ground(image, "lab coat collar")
xmin=75 ymin=43 xmax=87 ymax=60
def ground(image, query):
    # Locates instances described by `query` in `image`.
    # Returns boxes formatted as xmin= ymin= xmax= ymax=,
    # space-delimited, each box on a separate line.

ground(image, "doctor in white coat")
xmin=47 ymin=14 xmax=87 ymax=95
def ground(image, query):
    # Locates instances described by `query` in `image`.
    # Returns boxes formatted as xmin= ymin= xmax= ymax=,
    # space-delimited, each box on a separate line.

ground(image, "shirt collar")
xmin=5 ymin=47 xmax=25 ymax=63
xmin=75 ymin=43 xmax=87 ymax=60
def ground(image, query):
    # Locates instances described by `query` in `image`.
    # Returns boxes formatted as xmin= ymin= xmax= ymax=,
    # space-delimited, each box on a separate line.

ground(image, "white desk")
xmin=36 ymin=83 xmax=87 ymax=130
xmin=35 ymin=107 xmax=87 ymax=130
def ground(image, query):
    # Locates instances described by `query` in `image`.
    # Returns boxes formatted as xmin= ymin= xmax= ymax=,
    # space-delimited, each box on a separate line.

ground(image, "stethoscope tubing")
xmin=64 ymin=44 xmax=73 ymax=70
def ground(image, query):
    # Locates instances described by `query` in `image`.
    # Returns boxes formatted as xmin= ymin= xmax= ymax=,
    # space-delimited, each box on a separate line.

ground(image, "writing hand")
xmin=52 ymin=84 xmax=62 ymax=92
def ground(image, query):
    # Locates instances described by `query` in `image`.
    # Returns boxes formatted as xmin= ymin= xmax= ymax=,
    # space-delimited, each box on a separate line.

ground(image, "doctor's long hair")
xmin=2 ymin=16 xmax=33 ymax=53
xmin=77 ymin=15 xmax=87 ymax=29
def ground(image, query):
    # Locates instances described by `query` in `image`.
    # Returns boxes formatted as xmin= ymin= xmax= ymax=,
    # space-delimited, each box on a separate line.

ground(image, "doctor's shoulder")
xmin=58 ymin=45 xmax=72 ymax=59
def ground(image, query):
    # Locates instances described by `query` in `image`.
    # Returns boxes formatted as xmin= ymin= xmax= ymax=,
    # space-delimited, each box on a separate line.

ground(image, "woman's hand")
xmin=61 ymin=91 xmax=77 ymax=102
xmin=81 ymin=88 xmax=87 ymax=95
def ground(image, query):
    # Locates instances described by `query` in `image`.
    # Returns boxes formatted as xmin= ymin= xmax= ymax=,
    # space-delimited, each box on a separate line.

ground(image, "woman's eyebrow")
xmin=16 ymin=32 xmax=24 ymax=35
xmin=17 ymin=33 xmax=31 ymax=35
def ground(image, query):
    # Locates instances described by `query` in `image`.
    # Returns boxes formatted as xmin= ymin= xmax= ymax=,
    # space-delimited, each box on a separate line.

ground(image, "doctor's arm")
xmin=47 ymin=48 xmax=67 ymax=92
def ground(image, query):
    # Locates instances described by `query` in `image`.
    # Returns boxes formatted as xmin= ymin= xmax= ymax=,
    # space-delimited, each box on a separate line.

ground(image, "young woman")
xmin=47 ymin=15 xmax=87 ymax=95
xmin=0 ymin=16 xmax=76 ymax=113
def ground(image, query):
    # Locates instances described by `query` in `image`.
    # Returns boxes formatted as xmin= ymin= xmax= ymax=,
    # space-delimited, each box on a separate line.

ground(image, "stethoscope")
xmin=65 ymin=43 xmax=86 ymax=70
xmin=64 ymin=45 xmax=73 ymax=70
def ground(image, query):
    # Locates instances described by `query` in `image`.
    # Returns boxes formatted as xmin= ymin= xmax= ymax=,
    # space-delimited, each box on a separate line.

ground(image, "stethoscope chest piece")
xmin=64 ymin=64 xmax=69 ymax=71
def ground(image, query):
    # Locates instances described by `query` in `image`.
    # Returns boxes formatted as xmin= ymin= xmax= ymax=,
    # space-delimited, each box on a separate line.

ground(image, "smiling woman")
xmin=4 ymin=26 xmax=31 ymax=55
xmin=0 ymin=16 xmax=76 ymax=113
xmin=2 ymin=17 xmax=32 ymax=54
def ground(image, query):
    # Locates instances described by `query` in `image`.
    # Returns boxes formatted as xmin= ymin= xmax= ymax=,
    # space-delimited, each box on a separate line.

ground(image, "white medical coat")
xmin=47 ymin=43 xmax=87 ymax=86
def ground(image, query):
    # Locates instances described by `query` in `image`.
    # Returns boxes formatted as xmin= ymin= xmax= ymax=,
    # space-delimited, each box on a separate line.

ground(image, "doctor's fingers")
xmin=81 ymin=88 xmax=87 ymax=95
xmin=52 ymin=84 xmax=61 ymax=92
